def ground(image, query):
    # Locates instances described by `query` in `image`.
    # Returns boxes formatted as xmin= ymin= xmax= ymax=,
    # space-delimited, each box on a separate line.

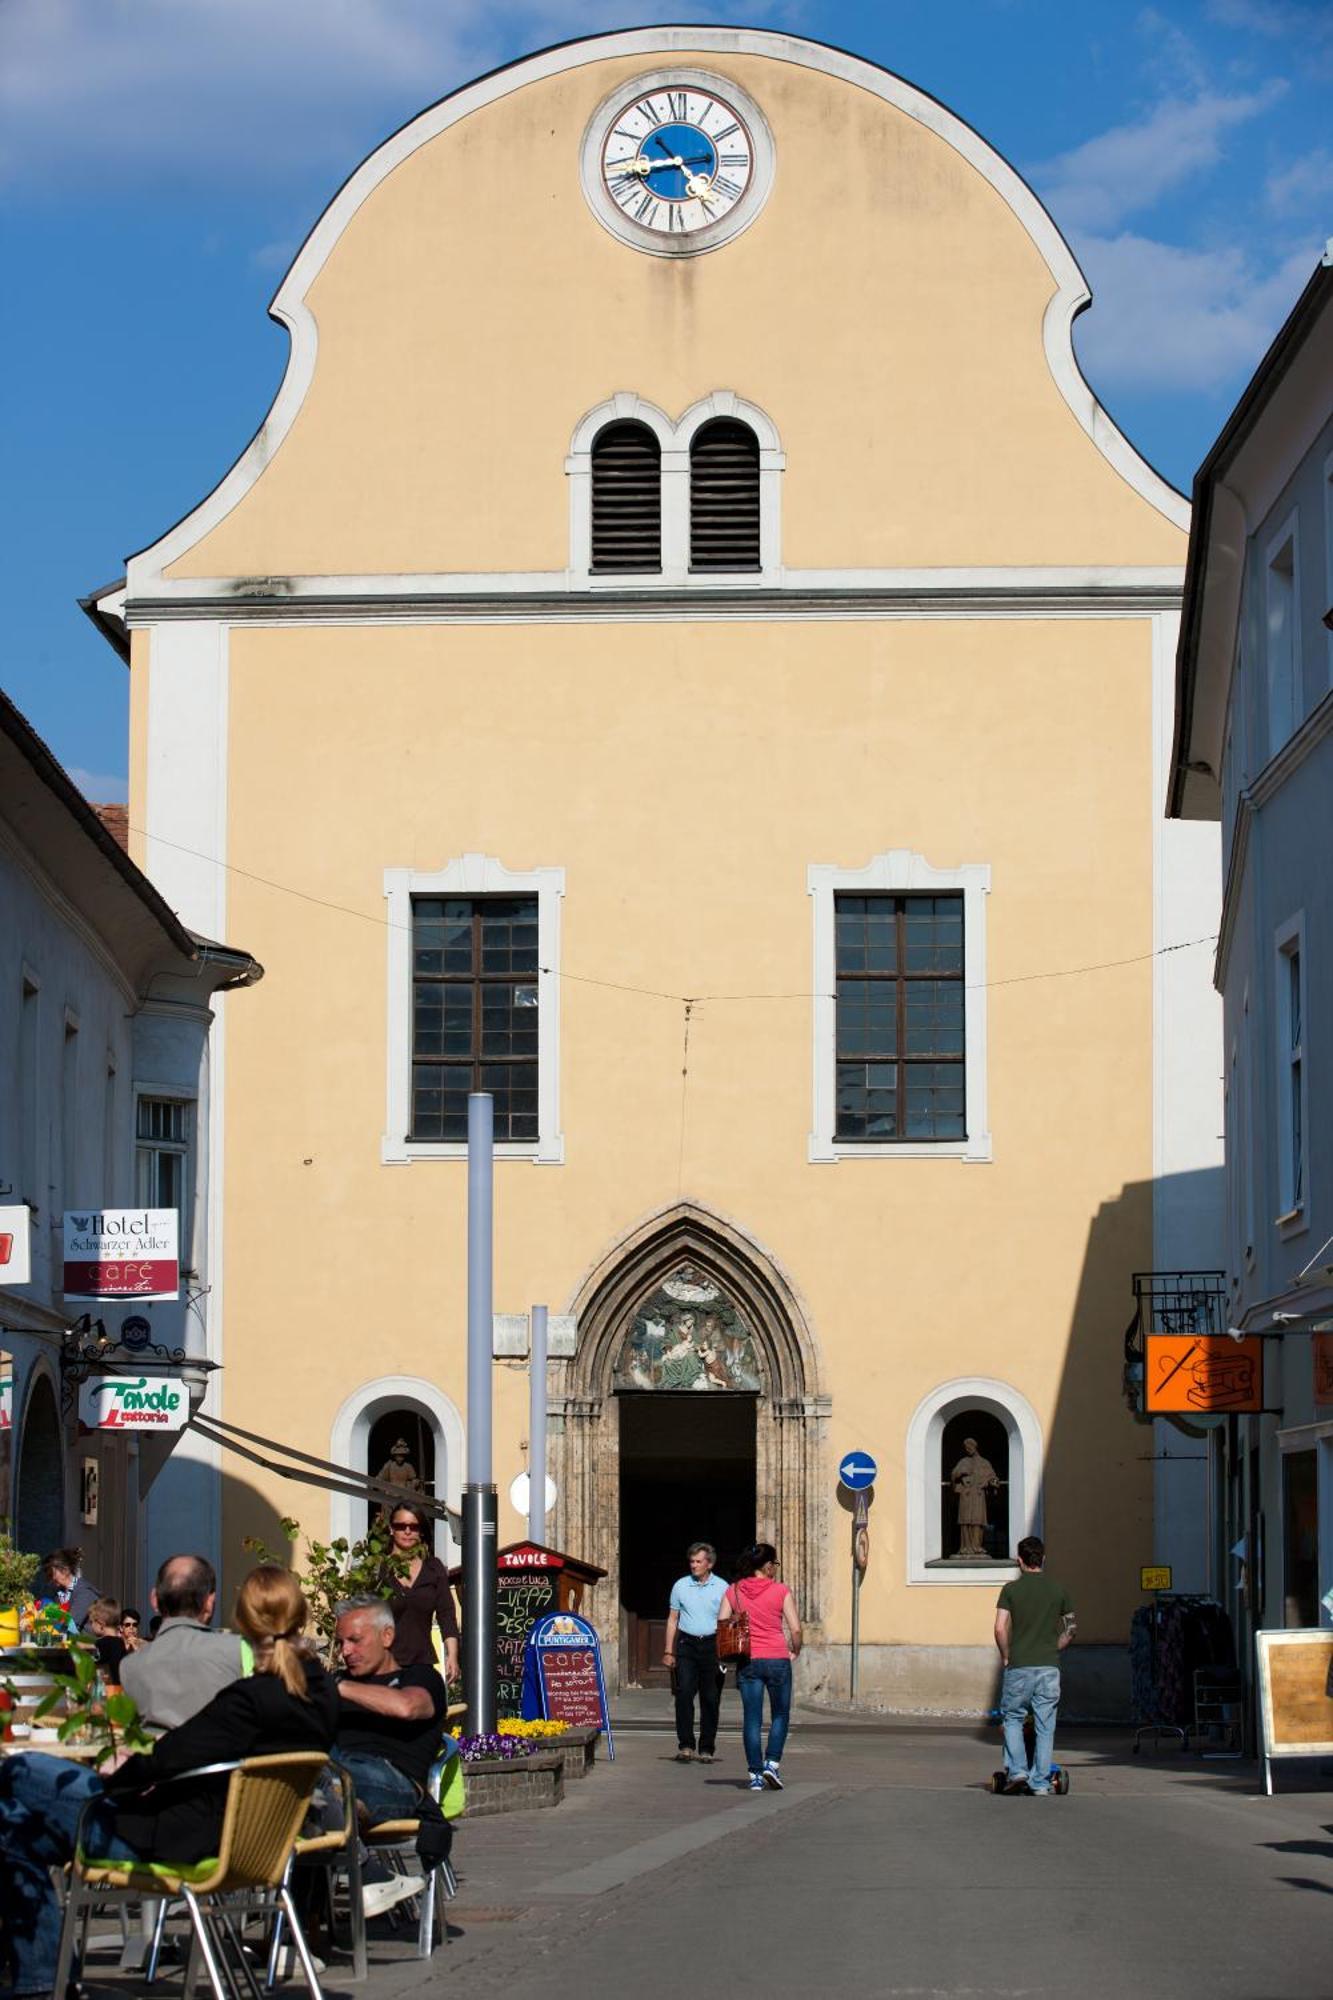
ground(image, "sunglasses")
xmin=390 ymin=1521 xmax=421 ymax=1533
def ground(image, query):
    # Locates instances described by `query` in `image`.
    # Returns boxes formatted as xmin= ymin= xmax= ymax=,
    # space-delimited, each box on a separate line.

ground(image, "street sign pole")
xmin=838 ymin=1453 xmax=877 ymax=1707
xmin=528 ymin=1303 xmax=548 ymax=1545
xmin=463 ymin=1092 xmax=498 ymax=1736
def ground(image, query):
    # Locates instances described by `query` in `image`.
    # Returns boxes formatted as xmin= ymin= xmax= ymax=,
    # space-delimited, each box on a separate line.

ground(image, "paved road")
xmin=85 ymin=1710 xmax=1333 ymax=1999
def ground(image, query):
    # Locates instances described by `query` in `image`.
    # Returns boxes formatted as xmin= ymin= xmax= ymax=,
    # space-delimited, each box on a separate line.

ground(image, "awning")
xmin=188 ymin=1412 xmax=462 ymax=1539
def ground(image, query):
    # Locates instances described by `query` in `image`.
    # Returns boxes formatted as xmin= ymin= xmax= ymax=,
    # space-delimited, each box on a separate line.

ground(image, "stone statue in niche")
xmin=612 ymin=1267 xmax=763 ymax=1392
xmin=950 ymin=1437 xmax=1000 ymax=1557
xmin=374 ymin=1437 xmax=424 ymax=1516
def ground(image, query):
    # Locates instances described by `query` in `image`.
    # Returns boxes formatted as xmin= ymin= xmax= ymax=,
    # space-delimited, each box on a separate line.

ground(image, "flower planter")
xmin=461 ymin=1749 xmax=565 ymax=1818
xmin=550 ymin=1724 xmax=600 ymax=1781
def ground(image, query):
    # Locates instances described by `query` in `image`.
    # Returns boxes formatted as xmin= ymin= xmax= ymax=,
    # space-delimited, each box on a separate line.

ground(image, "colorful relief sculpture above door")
xmin=612 ymin=1267 xmax=763 ymax=1392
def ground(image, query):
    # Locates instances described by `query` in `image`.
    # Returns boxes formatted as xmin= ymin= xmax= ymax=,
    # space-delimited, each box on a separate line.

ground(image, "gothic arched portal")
xmin=550 ymin=1204 xmax=828 ymax=1688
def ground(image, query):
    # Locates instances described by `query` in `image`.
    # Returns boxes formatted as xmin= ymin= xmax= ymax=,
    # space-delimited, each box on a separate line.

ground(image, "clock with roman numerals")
xmin=581 ymin=70 xmax=774 ymax=256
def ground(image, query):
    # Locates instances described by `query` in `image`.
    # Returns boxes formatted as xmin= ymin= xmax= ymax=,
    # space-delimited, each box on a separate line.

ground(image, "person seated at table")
xmin=0 ymin=1566 xmax=338 ymax=2000
xmin=85 ymin=1597 xmax=128 ymax=1684
xmin=120 ymin=1554 xmax=248 ymax=1728
xmin=332 ymin=1596 xmax=453 ymax=1884
xmin=36 ymin=1548 xmax=98 ymax=1631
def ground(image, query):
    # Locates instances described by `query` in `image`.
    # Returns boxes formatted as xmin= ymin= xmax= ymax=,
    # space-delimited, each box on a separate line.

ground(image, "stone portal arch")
xmin=551 ymin=1204 xmax=828 ymax=1681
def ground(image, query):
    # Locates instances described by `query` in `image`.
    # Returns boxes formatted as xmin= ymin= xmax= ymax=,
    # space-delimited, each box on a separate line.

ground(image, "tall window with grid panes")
xmin=834 ymin=894 xmax=966 ymax=1142
xmin=410 ymin=897 xmax=539 ymax=1142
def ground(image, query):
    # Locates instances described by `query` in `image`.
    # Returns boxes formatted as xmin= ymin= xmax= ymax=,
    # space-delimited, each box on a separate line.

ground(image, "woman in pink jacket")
xmin=720 ymin=1543 xmax=803 ymax=1792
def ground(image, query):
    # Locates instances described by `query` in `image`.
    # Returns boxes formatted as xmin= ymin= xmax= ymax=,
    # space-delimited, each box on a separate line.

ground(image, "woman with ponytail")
xmin=0 ymin=1568 xmax=340 ymax=1997
xmin=718 ymin=1544 xmax=803 ymax=1793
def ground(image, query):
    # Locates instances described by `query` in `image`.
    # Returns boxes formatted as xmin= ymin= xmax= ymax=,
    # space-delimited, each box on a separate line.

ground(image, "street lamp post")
xmin=462 ymin=1092 xmax=497 ymax=1734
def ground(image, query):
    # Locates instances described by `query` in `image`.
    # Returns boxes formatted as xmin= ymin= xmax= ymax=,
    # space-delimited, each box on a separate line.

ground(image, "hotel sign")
xmin=63 ymin=1210 xmax=179 ymax=1302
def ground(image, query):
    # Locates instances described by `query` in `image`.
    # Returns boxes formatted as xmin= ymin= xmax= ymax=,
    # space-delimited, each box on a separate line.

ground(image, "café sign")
xmin=79 ymin=1373 xmax=189 ymax=1432
xmin=63 ymin=1210 xmax=179 ymax=1302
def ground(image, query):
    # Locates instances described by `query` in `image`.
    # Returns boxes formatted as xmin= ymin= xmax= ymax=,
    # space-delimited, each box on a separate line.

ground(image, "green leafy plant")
xmin=27 ymin=1646 xmax=155 ymax=1768
xmin=243 ymin=1516 xmax=409 ymax=1662
xmin=0 ymin=1536 xmax=41 ymax=1606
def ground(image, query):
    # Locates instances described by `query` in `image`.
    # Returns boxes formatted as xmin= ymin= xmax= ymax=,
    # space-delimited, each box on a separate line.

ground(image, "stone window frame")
xmin=567 ymin=391 xmax=783 ymax=587
xmin=808 ymin=850 xmax=992 ymax=1162
xmin=905 ymin=1376 xmax=1043 ymax=1586
xmin=382 ymin=852 xmax=565 ymax=1165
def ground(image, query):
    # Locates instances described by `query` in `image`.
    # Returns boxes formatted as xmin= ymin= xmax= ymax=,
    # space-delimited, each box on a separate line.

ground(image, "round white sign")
xmin=509 ymin=1472 xmax=557 ymax=1518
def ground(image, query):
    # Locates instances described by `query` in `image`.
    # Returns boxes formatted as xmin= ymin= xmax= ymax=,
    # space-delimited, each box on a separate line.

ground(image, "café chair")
xmin=55 ymin=1752 xmax=328 ymax=2000
xmin=263 ymin=1764 xmax=366 ymax=1988
xmin=360 ymin=1747 xmax=463 ymax=1958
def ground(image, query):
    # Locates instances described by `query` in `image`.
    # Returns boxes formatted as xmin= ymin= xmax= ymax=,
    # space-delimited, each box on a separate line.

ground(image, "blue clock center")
xmin=638 ymin=122 xmax=717 ymax=200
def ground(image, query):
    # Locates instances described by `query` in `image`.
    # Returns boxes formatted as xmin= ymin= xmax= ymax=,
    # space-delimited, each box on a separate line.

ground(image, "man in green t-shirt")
xmin=993 ymin=1536 xmax=1075 ymax=1795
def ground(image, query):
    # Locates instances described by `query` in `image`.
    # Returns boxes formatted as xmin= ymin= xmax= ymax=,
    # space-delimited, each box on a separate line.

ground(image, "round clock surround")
xmin=580 ymin=68 xmax=775 ymax=257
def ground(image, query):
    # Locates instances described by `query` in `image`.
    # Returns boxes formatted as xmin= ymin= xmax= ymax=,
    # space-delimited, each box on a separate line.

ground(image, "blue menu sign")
xmin=524 ymin=1610 xmax=615 ymax=1760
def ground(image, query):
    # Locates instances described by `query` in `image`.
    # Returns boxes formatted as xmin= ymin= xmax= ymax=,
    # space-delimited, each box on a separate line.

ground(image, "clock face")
xmin=599 ymin=87 xmax=755 ymax=238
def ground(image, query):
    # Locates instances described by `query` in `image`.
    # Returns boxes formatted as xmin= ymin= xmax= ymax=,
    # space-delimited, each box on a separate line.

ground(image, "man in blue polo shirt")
xmin=663 ymin=1541 xmax=729 ymax=1763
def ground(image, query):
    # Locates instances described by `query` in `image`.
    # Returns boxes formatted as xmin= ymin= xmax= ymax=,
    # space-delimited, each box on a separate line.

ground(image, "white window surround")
xmin=1274 ymin=912 xmax=1308 ymax=1236
xmin=905 ymin=1377 xmax=1043 ymax=1585
xmin=807 ymin=849 xmax=992 ymax=1162
xmin=566 ymin=390 xmax=784 ymax=587
xmin=1264 ymin=511 xmax=1300 ymax=760
xmin=329 ymin=1375 xmax=464 ymax=1565
xmin=382 ymin=852 xmax=565 ymax=1164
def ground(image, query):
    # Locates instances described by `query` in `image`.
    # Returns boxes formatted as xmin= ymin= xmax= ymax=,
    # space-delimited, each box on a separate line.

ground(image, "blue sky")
xmin=3 ymin=0 xmax=1329 ymax=798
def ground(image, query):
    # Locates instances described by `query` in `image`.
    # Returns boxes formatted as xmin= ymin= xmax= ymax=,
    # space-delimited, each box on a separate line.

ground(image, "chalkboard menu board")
xmin=496 ymin=1571 xmax=556 ymax=1718
xmin=532 ymin=1610 xmax=614 ymax=1756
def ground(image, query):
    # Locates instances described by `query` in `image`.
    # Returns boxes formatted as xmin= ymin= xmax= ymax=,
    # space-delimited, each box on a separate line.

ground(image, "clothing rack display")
xmin=1130 ymin=1594 xmax=1236 ymax=1753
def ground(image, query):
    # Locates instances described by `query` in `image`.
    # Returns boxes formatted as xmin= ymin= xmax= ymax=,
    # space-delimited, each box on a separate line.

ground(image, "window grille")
xmin=590 ymin=421 xmax=661 ymax=572
xmin=834 ymin=894 xmax=965 ymax=1141
xmin=411 ymin=897 xmax=539 ymax=1142
xmin=689 ymin=418 xmax=760 ymax=571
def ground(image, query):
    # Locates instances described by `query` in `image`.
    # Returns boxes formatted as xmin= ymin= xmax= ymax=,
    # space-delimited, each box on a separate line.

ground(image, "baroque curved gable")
xmin=128 ymin=27 xmax=1186 ymax=593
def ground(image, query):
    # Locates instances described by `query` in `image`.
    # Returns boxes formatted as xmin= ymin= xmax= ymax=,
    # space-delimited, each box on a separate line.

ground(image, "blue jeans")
xmin=0 ymin=1752 xmax=142 ymax=1995
xmin=330 ymin=1750 xmax=419 ymax=1824
xmin=737 ymin=1657 xmax=792 ymax=1776
xmin=1001 ymin=1665 xmax=1061 ymax=1792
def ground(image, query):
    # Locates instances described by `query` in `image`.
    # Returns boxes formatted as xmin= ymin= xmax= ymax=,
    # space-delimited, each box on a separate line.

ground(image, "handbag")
xmin=715 ymin=1583 xmax=750 ymax=1661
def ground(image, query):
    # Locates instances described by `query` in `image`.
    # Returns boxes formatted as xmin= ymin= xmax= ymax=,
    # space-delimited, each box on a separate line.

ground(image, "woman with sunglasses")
xmin=384 ymin=1503 xmax=461 ymax=1682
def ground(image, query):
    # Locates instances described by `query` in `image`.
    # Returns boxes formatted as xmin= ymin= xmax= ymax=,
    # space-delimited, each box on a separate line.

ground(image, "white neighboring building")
xmin=1170 ymin=247 xmax=1333 ymax=1666
xmin=0 ymin=687 xmax=259 ymax=1601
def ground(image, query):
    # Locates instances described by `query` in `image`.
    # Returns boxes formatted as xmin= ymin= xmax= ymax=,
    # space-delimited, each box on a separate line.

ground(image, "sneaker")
xmin=762 ymin=1763 xmax=783 ymax=1790
xmin=673 ymin=1747 xmax=694 ymax=1763
xmin=362 ymin=1872 xmax=423 ymax=1919
xmin=697 ymin=1752 xmax=715 ymax=1764
xmin=1003 ymin=1778 xmax=1030 ymax=1795
xmin=273 ymin=1943 xmax=327 ymax=1980
xmin=747 ymin=1774 xmax=765 ymax=1791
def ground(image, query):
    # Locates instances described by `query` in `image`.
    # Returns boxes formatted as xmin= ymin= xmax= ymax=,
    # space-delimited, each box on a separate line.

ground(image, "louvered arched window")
xmin=689 ymin=418 xmax=760 ymax=572
xmin=590 ymin=421 xmax=661 ymax=573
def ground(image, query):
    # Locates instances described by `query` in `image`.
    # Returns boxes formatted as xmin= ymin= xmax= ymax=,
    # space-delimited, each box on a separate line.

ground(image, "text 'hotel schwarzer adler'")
xmin=87 ymin=29 xmax=1224 ymax=1710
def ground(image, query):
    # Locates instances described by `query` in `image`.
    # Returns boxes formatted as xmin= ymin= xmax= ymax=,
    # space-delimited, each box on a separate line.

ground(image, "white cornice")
xmin=124 ymin=27 xmax=1187 ymax=594
xmin=127 ymin=568 xmax=1183 ymax=627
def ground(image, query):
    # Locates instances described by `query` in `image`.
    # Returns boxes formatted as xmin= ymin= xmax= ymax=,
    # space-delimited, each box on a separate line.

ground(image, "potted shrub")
xmin=0 ymin=1537 xmax=40 ymax=1650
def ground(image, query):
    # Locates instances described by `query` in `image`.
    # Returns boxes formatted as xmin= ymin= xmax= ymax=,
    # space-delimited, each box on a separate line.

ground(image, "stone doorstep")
xmin=462 ymin=1749 xmax=566 ymax=1819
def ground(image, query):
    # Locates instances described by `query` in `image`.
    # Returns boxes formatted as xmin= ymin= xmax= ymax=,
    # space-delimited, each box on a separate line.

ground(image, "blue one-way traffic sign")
xmin=838 ymin=1452 xmax=878 ymax=1492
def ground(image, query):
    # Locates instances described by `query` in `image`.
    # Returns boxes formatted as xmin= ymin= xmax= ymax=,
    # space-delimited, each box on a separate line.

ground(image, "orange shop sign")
xmin=1144 ymin=1334 xmax=1264 ymax=1414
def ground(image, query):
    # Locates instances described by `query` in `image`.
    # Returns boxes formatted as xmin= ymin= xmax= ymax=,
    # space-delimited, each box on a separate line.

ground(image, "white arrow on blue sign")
xmin=838 ymin=1452 xmax=878 ymax=1492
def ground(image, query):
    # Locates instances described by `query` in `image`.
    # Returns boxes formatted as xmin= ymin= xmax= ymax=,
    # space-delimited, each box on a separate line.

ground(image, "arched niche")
xmin=905 ymin=1377 xmax=1043 ymax=1585
xmin=329 ymin=1376 xmax=464 ymax=1566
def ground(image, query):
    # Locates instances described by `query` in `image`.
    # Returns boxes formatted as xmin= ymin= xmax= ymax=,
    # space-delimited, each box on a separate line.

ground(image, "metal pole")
xmin=850 ymin=1562 xmax=860 ymax=1705
xmin=528 ymin=1304 xmax=548 ymax=1546
xmin=463 ymin=1092 xmax=497 ymax=1735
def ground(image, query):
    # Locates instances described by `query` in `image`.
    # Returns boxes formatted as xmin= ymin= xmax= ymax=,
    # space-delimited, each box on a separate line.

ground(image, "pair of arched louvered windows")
xmin=590 ymin=417 xmax=761 ymax=574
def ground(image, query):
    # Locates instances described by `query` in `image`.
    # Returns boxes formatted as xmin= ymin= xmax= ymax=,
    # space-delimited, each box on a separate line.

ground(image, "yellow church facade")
xmin=95 ymin=28 xmax=1221 ymax=1709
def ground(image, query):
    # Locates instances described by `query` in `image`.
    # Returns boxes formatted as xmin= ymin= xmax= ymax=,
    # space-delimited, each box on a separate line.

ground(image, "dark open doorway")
xmin=365 ymin=1407 xmax=437 ymax=1550
xmin=618 ymin=1393 xmax=756 ymax=1688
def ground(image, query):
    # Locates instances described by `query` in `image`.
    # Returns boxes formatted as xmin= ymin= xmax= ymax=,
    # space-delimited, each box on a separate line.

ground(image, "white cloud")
xmin=1074 ymin=231 xmax=1320 ymax=391
xmin=1029 ymin=84 xmax=1286 ymax=234
xmin=66 ymin=766 xmax=129 ymax=804
xmin=0 ymin=0 xmax=779 ymax=191
xmin=1265 ymin=148 xmax=1333 ymax=217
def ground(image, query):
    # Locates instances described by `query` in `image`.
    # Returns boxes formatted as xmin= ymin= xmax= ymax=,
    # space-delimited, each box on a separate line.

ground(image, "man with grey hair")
xmin=333 ymin=1595 xmax=452 ymax=1888
xmin=663 ymin=1541 xmax=729 ymax=1764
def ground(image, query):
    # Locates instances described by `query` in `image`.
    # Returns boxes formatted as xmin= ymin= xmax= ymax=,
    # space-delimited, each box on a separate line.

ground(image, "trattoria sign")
xmin=79 ymin=1374 xmax=189 ymax=1432
xmin=63 ymin=1211 xmax=179 ymax=1302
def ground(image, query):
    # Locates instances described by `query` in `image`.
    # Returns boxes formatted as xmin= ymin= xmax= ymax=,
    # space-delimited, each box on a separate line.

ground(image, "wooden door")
xmin=627 ymin=1614 xmax=672 ymax=1687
